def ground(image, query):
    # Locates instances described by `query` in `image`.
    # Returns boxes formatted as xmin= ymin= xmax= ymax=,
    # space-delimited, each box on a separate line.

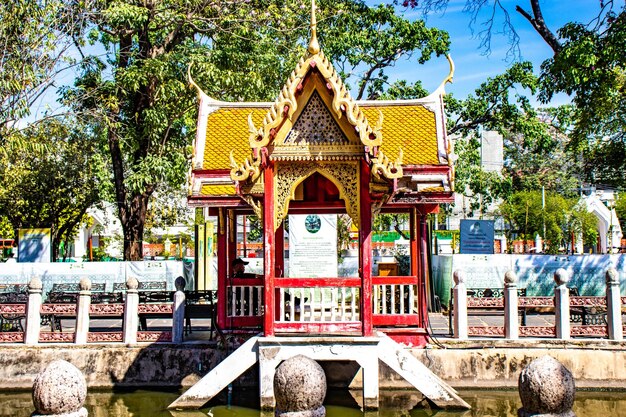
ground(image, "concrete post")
xmin=24 ymin=276 xmax=43 ymax=345
xmin=123 ymin=277 xmax=139 ymax=344
xmin=554 ymin=268 xmax=570 ymax=340
xmin=605 ymin=268 xmax=623 ymax=341
xmin=453 ymin=269 xmax=468 ymax=340
xmin=504 ymin=271 xmax=519 ymax=340
xmin=172 ymin=276 xmax=186 ymax=343
xmin=74 ymin=278 xmax=92 ymax=344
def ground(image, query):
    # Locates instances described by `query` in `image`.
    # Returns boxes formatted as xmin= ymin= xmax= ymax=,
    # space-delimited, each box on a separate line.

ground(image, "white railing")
xmin=373 ymin=284 xmax=417 ymax=315
xmin=276 ymin=287 xmax=360 ymax=323
xmin=1 ymin=277 xmax=186 ymax=345
xmin=451 ymin=267 xmax=623 ymax=340
xmin=227 ymin=285 xmax=264 ymax=318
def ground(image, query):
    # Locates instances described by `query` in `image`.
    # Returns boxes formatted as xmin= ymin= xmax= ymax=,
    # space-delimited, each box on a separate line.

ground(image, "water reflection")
xmin=2 ymin=389 xmax=626 ymax=416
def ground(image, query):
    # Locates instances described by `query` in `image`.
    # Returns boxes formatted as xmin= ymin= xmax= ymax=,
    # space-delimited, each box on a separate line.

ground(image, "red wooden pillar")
xmin=410 ymin=208 xmax=418 ymax=277
xmin=263 ymin=164 xmax=276 ymax=336
xmin=360 ymin=159 xmax=373 ymax=336
xmin=418 ymin=215 xmax=429 ymax=327
xmin=217 ymin=208 xmax=228 ymax=330
xmin=274 ymin=223 xmax=285 ymax=320
xmin=227 ymin=210 xmax=237 ymax=274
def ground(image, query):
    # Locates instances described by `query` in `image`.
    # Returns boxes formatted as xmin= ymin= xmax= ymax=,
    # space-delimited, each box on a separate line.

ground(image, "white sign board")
xmin=288 ymin=214 xmax=337 ymax=278
xmin=18 ymin=228 xmax=52 ymax=263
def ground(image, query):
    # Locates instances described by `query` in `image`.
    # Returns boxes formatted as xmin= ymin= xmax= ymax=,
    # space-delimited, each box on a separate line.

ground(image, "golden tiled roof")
xmin=203 ymin=107 xmax=268 ymax=171
xmin=200 ymin=184 xmax=237 ymax=196
xmin=361 ymin=105 xmax=438 ymax=166
xmin=202 ymin=103 xmax=438 ymax=171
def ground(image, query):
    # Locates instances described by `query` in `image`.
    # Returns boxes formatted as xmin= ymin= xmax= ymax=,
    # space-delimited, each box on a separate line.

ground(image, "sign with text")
xmin=460 ymin=220 xmax=494 ymax=254
xmin=18 ymin=228 xmax=52 ymax=263
xmin=288 ymin=214 xmax=338 ymax=278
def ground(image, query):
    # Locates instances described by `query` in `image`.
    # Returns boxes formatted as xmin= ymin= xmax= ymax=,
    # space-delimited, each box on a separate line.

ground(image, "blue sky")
xmin=366 ymin=0 xmax=600 ymax=105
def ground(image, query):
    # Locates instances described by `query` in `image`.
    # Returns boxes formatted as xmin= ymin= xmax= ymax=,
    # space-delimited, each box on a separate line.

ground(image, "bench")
xmin=449 ymin=287 xmax=527 ymax=334
xmin=113 ymin=281 xmax=171 ymax=330
xmin=0 ymin=285 xmax=28 ymax=332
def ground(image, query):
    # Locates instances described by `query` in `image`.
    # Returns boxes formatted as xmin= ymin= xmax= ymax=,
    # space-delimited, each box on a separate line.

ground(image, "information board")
xmin=288 ymin=214 xmax=337 ymax=278
xmin=460 ymin=220 xmax=495 ymax=254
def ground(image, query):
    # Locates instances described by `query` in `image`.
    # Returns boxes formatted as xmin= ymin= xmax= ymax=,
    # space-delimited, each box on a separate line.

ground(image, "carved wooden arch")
xmin=274 ymin=161 xmax=360 ymax=231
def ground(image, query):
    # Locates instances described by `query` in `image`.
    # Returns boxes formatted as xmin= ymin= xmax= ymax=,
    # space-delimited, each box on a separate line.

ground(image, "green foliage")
xmin=0 ymin=0 xmax=80 ymax=137
xmin=615 ymin=194 xmax=626 ymax=233
xmin=498 ymin=190 xmax=598 ymax=254
xmin=0 ymin=118 xmax=106 ymax=260
xmin=539 ymin=9 xmax=626 ymax=189
xmin=322 ymin=2 xmax=449 ymax=100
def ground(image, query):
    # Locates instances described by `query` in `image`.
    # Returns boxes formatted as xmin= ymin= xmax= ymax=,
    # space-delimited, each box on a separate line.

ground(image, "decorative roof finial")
xmin=308 ymin=0 xmax=320 ymax=55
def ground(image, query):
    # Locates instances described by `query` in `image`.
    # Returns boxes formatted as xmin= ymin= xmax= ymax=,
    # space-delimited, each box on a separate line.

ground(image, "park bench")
xmin=0 ymin=284 xmax=28 ymax=332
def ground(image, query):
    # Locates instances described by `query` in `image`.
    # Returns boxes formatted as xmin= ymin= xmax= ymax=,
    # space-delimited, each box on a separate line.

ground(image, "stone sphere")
xmin=32 ymin=360 xmax=87 ymax=416
xmin=126 ymin=276 xmax=139 ymax=290
xmin=553 ymin=269 xmax=570 ymax=286
xmin=504 ymin=271 xmax=518 ymax=285
xmin=453 ymin=270 xmax=466 ymax=285
xmin=518 ymin=356 xmax=575 ymax=417
xmin=274 ymin=355 xmax=326 ymax=417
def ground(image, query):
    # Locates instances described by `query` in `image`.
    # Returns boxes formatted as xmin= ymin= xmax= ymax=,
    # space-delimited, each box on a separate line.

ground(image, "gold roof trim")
xmin=246 ymin=51 xmax=383 ymax=153
xmin=371 ymin=148 xmax=404 ymax=180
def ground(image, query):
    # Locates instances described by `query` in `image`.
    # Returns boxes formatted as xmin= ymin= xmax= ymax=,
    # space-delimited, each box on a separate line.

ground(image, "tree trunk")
xmin=122 ymin=193 xmax=151 ymax=261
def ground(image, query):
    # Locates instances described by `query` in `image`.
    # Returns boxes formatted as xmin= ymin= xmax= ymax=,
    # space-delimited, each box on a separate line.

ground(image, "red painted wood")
xmin=372 ymin=314 xmax=421 ymax=326
xmin=227 ymin=210 xmax=237 ymax=277
xmin=187 ymin=197 xmax=247 ymax=208
xmin=371 ymin=276 xmax=417 ymax=285
xmin=410 ymin=208 xmax=419 ymax=279
xmin=190 ymin=169 xmax=232 ymax=176
xmin=263 ymin=164 xmax=276 ymax=336
xmin=274 ymin=225 xmax=284 ymax=320
xmin=419 ymin=216 xmax=429 ymax=328
xmin=216 ymin=212 xmax=228 ymax=330
xmin=360 ymin=159 xmax=373 ymax=337
xmin=384 ymin=333 xmax=428 ymax=347
xmin=274 ymin=277 xmax=361 ymax=288
xmin=274 ymin=322 xmax=362 ymax=334
xmin=230 ymin=316 xmax=264 ymax=328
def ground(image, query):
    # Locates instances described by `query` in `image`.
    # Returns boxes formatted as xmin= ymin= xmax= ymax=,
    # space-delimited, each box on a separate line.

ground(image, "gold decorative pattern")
xmin=371 ymin=148 xmax=403 ymax=180
xmin=283 ymin=92 xmax=349 ymax=145
xmin=275 ymin=161 xmax=360 ymax=230
xmin=243 ymin=195 xmax=263 ymax=220
xmin=230 ymin=150 xmax=261 ymax=182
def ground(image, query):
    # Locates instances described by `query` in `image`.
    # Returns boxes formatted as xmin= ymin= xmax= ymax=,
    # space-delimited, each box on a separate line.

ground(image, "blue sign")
xmin=460 ymin=220 xmax=495 ymax=254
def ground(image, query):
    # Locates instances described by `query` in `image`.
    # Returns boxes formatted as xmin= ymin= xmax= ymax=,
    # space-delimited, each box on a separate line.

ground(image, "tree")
xmin=0 ymin=118 xmax=107 ymax=261
xmin=321 ymin=2 xmax=449 ymax=100
xmin=398 ymin=0 xmax=626 ymax=189
xmin=0 ymin=0 xmax=82 ymax=140
xmin=498 ymin=190 xmax=598 ymax=254
xmin=60 ymin=0 xmax=453 ymax=260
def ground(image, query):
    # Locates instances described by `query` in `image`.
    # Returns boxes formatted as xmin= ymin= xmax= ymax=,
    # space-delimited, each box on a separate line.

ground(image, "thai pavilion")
xmin=186 ymin=3 xmax=454 ymax=348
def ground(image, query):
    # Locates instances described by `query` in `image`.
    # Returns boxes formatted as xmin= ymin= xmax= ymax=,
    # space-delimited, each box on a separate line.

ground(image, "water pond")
xmin=2 ymin=388 xmax=625 ymax=416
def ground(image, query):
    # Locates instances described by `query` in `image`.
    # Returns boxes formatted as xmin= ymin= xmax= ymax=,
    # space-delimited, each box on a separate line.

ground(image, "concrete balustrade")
xmin=450 ymin=267 xmax=624 ymax=341
xmin=74 ymin=278 xmax=92 ymax=344
xmin=503 ymin=271 xmax=518 ymax=340
xmin=606 ymin=268 xmax=622 ymax=340
xmin=25 ymin=276 xmax=43 ymax=345
xmin=123 ymin=277 xmax=140 ymax=344
xmin=172 ymin=277 xmax=186 ymax=344
xmin=554 ymin=268 xmax=571 ymax=340
xmin=452 ymin=270 xmax=468 ymax=340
